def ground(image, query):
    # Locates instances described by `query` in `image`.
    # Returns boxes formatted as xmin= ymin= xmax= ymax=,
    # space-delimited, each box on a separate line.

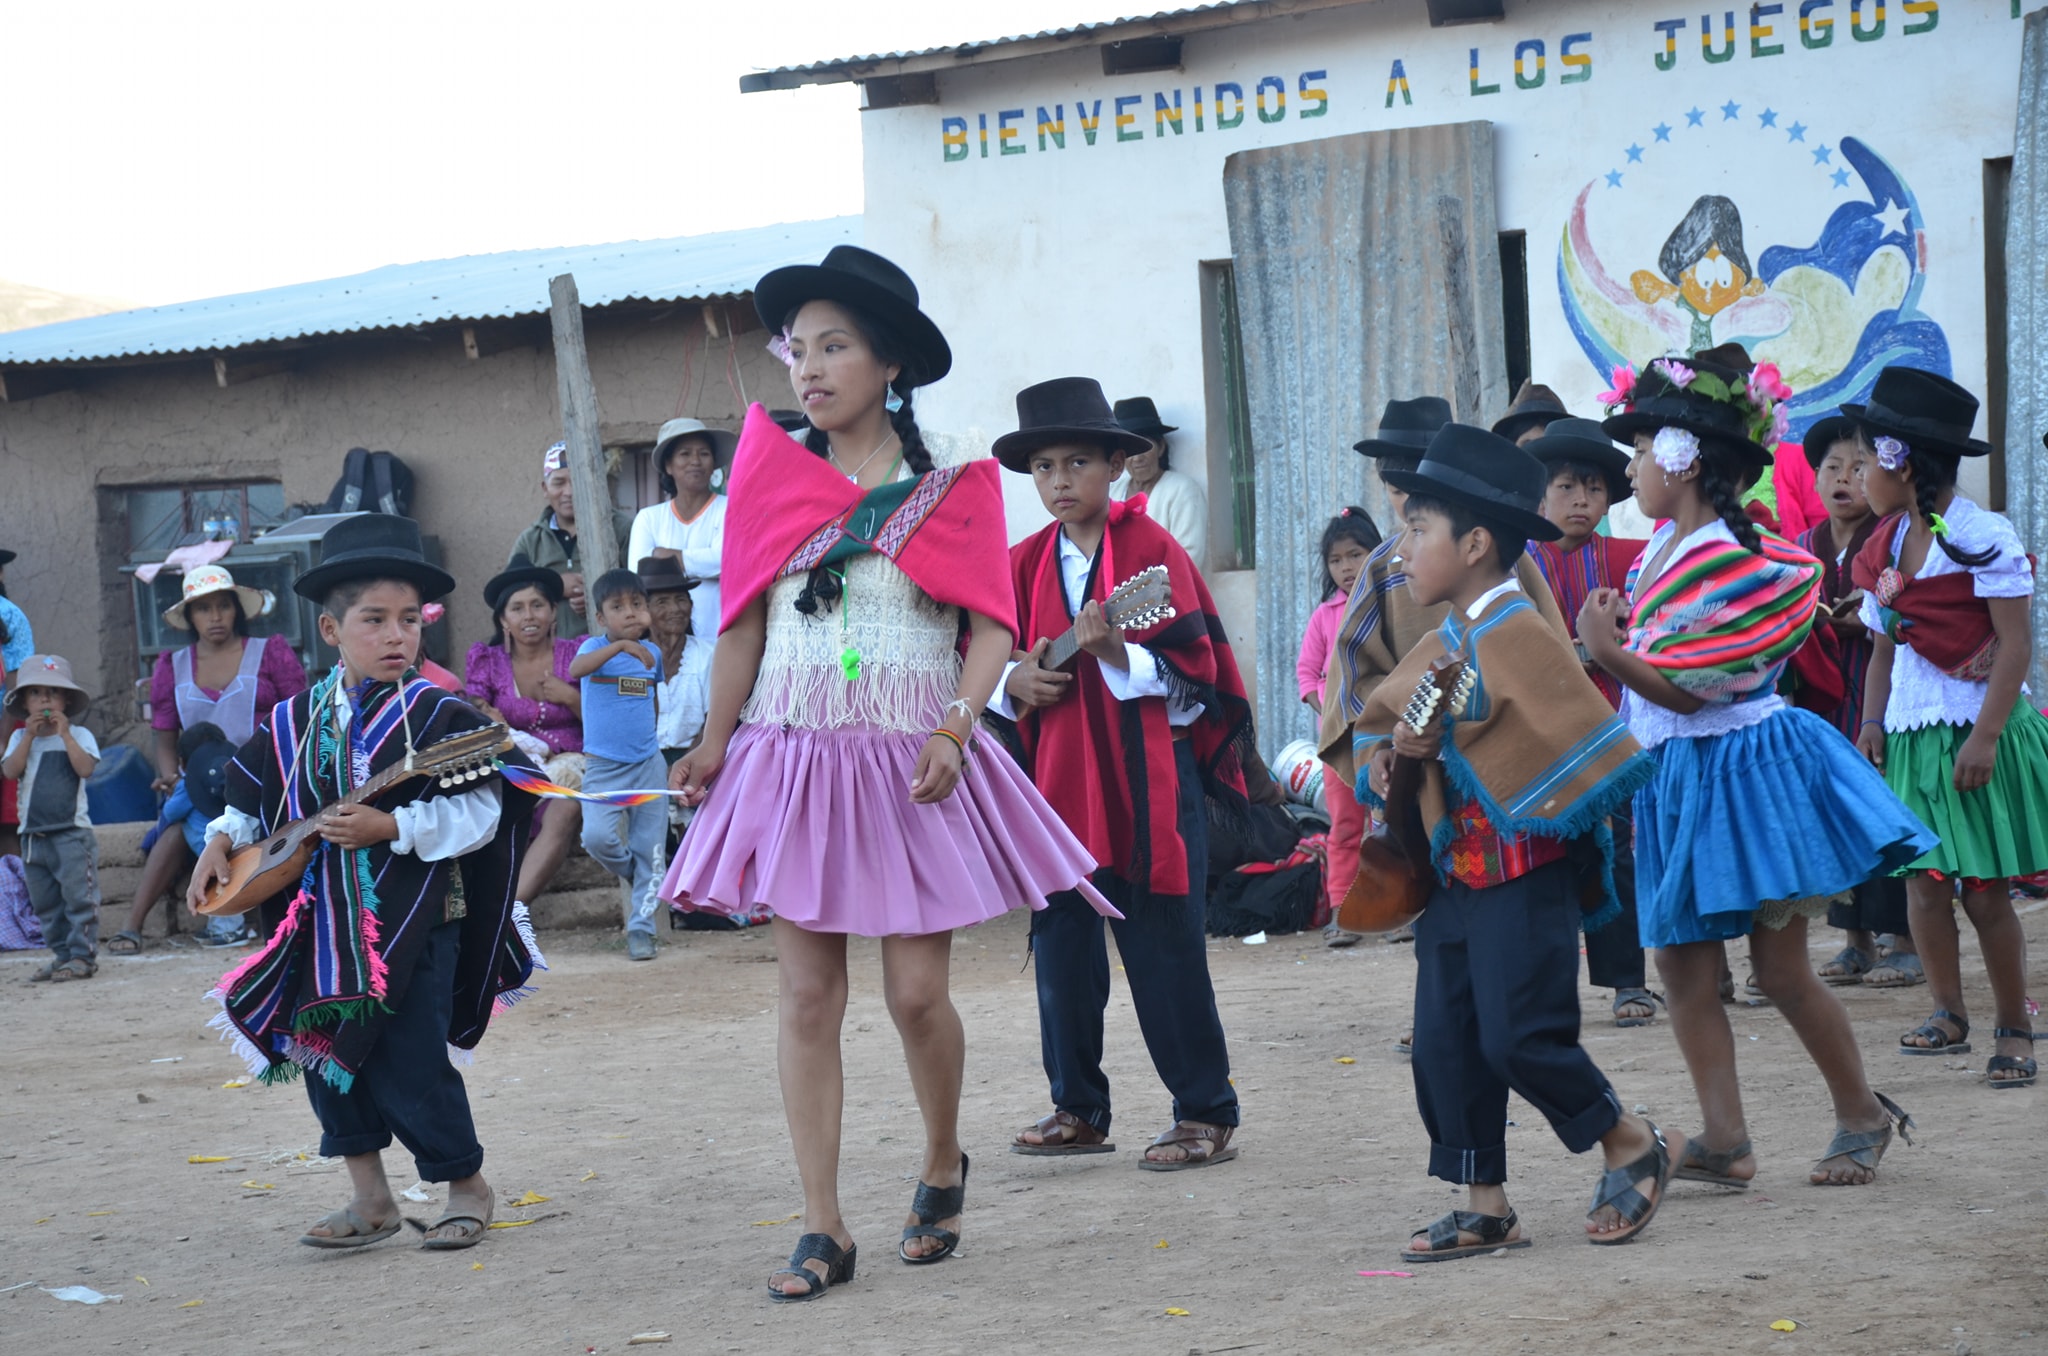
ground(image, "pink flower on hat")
xmin=1651 ymin=358 xmax=1696 ymax=390
xmin=766 ymin=330 xmax=796 ymax=369
xmin=1597 ymin=363 xmax=1637 ymax=408
xmin=1747 ymin=362 xmax=1793 ymax=404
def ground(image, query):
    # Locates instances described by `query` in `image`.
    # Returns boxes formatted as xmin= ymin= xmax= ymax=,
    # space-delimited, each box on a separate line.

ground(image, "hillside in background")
xmin=0 ymin=278 xmax=127 ymax=332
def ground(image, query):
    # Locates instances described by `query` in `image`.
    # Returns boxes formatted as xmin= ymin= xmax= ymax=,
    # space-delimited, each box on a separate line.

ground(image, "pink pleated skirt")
xmin=659 ymin=721 xmax=1120 ymax=936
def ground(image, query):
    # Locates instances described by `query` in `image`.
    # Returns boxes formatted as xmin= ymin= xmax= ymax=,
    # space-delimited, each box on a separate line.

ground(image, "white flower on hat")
xmin=1652 ymin=427 xmax=1701 ymax=475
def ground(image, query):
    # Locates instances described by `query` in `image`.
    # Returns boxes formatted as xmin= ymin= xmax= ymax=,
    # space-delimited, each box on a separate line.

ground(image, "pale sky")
xmin=3 ymin=0 xmax=1121 ymax=306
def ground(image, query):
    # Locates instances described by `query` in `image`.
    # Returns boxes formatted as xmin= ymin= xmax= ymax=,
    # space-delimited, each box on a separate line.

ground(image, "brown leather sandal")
xmin=1010 ymin=1109 xmax=1115 ymax=1156
xmin=1138 ymin=1121 xmax=1238 ymax=1172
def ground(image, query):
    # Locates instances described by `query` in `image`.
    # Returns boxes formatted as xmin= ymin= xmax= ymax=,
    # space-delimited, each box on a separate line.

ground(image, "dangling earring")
xmin=710 ymin=468 xmax=725 ymax=491
xmin=884 ymin=386 xmax=904 ymax=414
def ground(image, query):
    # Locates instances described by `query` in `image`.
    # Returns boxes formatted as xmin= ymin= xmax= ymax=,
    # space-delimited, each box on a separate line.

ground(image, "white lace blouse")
xmin=1858 ymin=496 xmax=2034 ymax=732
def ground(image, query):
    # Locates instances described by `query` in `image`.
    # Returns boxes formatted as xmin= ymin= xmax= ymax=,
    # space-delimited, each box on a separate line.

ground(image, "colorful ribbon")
xmin=496 ymin=762 xmax=685 ymax=806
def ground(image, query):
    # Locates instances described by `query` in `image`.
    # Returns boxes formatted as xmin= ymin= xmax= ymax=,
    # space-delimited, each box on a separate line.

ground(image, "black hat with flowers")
xmin=1599 ymin=352 xmax=1780 ymax=471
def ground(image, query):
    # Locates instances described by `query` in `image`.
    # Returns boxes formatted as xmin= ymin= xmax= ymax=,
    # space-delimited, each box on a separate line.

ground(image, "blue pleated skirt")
xmin=1633 ymin=706 xmax=1938 ymax=947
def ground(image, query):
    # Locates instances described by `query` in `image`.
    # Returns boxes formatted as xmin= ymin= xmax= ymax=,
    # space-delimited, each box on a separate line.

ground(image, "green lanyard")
xmin=835 ymin=453 xmax=903 ymax=682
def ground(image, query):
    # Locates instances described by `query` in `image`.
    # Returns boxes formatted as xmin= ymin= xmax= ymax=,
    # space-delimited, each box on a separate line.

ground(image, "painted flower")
xmin=766 ymin=330 xmax=796 ymax=368
xmin=1872 ymin=435 xmax=1911 ymax=471
xmin=1597 ymin=363 xmax=1637 ymax=407
xmin=1651 ymin=358 xmax=1696 ymax=390
xmin=1652 ymin=426 xmax=1701 ymax=475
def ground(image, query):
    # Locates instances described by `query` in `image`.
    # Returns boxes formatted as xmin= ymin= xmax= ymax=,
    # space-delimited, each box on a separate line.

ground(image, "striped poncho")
xmin=1624 ymin=525 xmax=1822 ymax=702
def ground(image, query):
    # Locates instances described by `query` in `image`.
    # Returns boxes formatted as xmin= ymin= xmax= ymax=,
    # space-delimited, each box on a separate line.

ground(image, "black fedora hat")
xmin=183 ymin=738 xmax=237 ymax=822
xmin=1354 ymin=396 xmax=1454 ymax=459
xmin=1491 ymin=380 xmax=1571 ymax=442
xmin=0 ymin=548 xmax=15 ymax=567
xmin=1600 ymin=354 xmax=1774 ymax=470
xmin=483 ymin=553 xmax=565 ymax=613
xmin=992 ymin=377 xmax=1154 ymax=473
xmin=1840 ymin=365 xmax=1991 ymax=459
xmin=1522 ymin=417 xmax=1634 ymax=502
xmin=1801 ymin=413 xmax=1858 ymax=470
xmin=293 ymin=513 xmax=456 ymax=604
xmin=1113 ymin=396 xmax=1178 ymax=440
xmin=753 ymin=245 xmax=952 ymax=387
xmin=636 ymin=555 xmax=700 ymax=594
xmin=1382 ymin=423 xmax=1563 ymax=543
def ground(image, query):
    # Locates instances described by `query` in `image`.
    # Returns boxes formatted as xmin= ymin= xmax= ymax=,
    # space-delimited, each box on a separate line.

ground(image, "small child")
xmin=1848 ymin=366 xmax=2048 ymax=1087
xmin=1793 ymin=416 xmax=1918 ymax=988
xmin=1356 ymin=424 xmax=1676 ymax=1257
xmin=1297 ymin=508 xmax=1379 ymax=946
xmin=109 ymin=722 xmax=248 ymax=953
xmin=570 ymin=568 xmax=666 ymax=962
xmin=2 ymin=655 xmax=101 ymax=982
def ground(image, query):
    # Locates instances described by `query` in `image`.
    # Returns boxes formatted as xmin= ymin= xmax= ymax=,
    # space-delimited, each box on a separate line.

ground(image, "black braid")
xmin=1697 ymin=441 xmax=1762 ymax=554
xmin=1908 ymin=447 xmax=1998 ymax=568
xmin=890 ymin=387 xmax=935 ymax=475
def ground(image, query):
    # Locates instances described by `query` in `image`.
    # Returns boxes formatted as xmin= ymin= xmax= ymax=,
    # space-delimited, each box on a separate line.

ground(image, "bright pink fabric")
xmin=148 ymin=634 xmax=308 ymax=734
xmin=1771 ymin=441 xmax=1824 ymax=541
xmin=1323 ymin=760 xmax=1365 ymax=919
xmin=1297 ymin=591 xmax=1348 ymax=700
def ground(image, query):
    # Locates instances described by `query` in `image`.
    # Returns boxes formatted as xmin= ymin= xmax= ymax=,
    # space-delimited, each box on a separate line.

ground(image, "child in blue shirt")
xmin=570 ymin=569 xmax=665 ymax=961
xmin=110 ymin=722 xmax=250 ymax=953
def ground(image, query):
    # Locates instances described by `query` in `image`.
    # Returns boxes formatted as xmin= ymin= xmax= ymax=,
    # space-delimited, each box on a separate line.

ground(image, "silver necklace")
xmin=830 ymin=430 xmax=897 ymax=482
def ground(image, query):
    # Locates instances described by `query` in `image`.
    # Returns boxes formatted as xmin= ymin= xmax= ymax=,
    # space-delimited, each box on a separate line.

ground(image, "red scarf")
xmin=719 ymin=404 xmax=1017 ymax=636
xmin=1009 ymin=501 xmax=1250 ymax=897
xmin=1848 ymin=512 xmax=2028 ymax=682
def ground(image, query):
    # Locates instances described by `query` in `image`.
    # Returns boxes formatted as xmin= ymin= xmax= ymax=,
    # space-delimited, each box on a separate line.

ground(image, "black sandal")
xmin=1673 ymin=1136 xmax=1753 ymax=1189
xmin=768 ymin=1233 xmax=856 ymax=1302
xmin=1811 ymin=1091 xmax=1913 ymax=1185
xmin=1900 ymin=1009 xmax=1970 ymax=1055
xmin=899 ymin=1153 xmax=968 ymax=1264
xmin=1587 ymin=1119 xmax=1676 ymax=1246
xmin=1399 ymin=1207 xmax=1531 ymax=1263
xmin=1987 ymin=1028 xmax=2037 ymax=1090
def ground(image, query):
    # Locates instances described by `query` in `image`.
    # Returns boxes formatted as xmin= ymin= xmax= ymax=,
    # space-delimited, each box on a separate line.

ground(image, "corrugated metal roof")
xmin=739 ymin=0 xmax=1372 ymax=91
xmin=0 ymin=216 xmax=859 ymax=369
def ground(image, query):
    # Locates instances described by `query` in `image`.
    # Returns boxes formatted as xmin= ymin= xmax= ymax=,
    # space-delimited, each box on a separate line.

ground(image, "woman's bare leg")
xmin=880 ymin=931 xmax=965 ymax=1258
xmin=769 ymin=919 xmax=852 ymax=1294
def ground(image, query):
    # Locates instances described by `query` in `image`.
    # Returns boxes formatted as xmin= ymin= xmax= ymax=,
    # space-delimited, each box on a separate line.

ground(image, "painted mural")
xmin=1557 ymin=103 xmax=1950 ymax=440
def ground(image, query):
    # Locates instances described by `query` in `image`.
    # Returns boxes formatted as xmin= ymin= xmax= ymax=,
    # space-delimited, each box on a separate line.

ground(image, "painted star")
xmin=1605 ymin=169 xmax=1624 ymax=188
xmin=1653 ymin=122 xmax=1672 ymax=142
xmin=1786 ymin=121 xmax=1806 ymax=142
xmin=1813 ymin=143 xmax=1834 ymax=164
xmin=1873 ymin=201 xmax=1912 ymax=237
xmin=1759 ymin=108 xmax=1778 ymax=128
xmin=1831 ymin=168 xmax=1851 ymax=188
xmin=1686 ymin=106 xmax=1706 ymax=127
xmin=1721 ymin=99 xmax=1741 ymax=120
xmin=1625 ymin=143 xmax=1644 ymax=163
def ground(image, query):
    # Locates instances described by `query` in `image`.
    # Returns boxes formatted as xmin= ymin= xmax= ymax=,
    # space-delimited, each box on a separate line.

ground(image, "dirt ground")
xmin=3 ymin=900 xmax=2043 ymax=1356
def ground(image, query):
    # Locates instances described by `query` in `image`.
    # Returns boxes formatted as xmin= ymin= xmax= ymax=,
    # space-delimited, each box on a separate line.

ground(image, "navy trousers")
xmin=303 ymin=920 xmax=484 ymax=1182
xmin=1030 ymin=741 xmax=1238 ymax=1136
xmin=1583 ymin=808 xmax=1647 ymax=991
xmin=1411 ymin=857 xmax=1621 ymax=1184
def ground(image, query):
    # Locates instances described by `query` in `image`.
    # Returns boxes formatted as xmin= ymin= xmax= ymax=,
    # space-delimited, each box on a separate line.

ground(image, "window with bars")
xmin=124 ymin=481 xmax=288 ymax=555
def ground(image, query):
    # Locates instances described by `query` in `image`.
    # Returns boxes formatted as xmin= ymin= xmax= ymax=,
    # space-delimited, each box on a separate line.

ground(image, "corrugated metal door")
xmin=2004 ymin=7 xmax=2048 ymax=693
xmin=1222 ymin=121 xmax=1510 ymax=751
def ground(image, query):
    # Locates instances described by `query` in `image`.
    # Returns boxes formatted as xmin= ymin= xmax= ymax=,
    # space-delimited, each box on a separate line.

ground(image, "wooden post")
xmin=547 ymin=273 xmax=618 ymax=582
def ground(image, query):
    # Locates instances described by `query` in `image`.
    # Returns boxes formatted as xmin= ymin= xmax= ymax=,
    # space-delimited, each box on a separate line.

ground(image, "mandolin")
xmin=194 ymin=724 xmax=514 ymax=917
xmin=1337 ymin=651 xmax=1474 ymax=934
xmin=1038 ymin=565 xmax=1177 ymax=669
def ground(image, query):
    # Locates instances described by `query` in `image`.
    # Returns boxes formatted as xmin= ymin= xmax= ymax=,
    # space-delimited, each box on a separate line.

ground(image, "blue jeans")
xmin=1028 ymin=741 xmax=1237 ymax=1136
xmin=579 ymin=751 xmax=666 ymax=937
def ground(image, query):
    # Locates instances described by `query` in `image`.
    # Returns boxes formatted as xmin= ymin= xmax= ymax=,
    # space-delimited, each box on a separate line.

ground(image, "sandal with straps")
xmin=1673 ymin=1136 xmax=1753 ymax=1189
xmin=1612 ymin=988 xmax=1664 ymax=1028
xmin=1587 ymin=1119 xmax=1677 ymax=1246
xmin=1900 ymin=1009 xmax=1970 ymax=1055
xmin=1987 ymin=1027 xmax=2037 ymax=1090
xmin=1139 ymin=1121 xmax=1238 ymax=1172
xmin=899 ymin=1153 xmax=968 ymax=1264
xmin=1811 ymin=1092 xmax=1913 ymax=1186
xmin=1818 ymin=945 xmax=1873 ymax=985
xmin=768 ymin=1233 xmax=856 ymax=1303
xmin=1011 ymin=1109 xmax=1114 ymax=1156
xmin=1399 ymin=1207 xmax=1531 ymax=1264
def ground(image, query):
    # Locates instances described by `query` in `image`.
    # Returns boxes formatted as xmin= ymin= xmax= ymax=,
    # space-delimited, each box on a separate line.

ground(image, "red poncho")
xmin=1009 ymin=501 xmax=1251 ymax=897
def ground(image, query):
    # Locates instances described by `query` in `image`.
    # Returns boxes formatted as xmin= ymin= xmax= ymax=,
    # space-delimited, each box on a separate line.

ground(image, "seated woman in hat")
xmin=111 ymin=566 xmax=307 ymax=952
xmin=464 ymin=557 xmax=585 ymax=908
xmin=661 ymin=246 xmax=1115 ymax=1301
xmin=1109 ymin=397 xmax=1208 ymax=566
xmin=628 ymin=419 xmax=735 ymax=658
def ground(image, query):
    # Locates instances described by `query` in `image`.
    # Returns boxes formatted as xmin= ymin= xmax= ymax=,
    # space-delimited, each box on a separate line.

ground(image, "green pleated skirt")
xmin=1883 ymin=700 xmax=2048 ymax=881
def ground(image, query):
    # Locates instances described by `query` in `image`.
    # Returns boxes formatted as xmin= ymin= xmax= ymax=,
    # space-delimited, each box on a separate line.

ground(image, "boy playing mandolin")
xmin=1356 ymin=424 xmax=1678 ymax=1259
xmin=187 ymin=514 xmax=542 ymax=1252
xmin=993 ymin=378 xmax=1255 ymax=1171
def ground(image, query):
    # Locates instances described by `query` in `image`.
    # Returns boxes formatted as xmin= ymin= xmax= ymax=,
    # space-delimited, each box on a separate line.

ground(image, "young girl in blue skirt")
xmin=1848 ymin=366 xmax=2046 ymax=1089
xmin=1578 ymin=354 xmax=1935 ymax=1188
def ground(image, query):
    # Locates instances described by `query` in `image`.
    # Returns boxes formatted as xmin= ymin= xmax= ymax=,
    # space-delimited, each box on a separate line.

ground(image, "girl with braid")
xmin=659 ymin=247 xmax=1115 ymax=1303
xmin=1577 ymin=354 xmax=1934 ymax=1189
xmin=1847 ymin=366 xmax=2048 ymax=1088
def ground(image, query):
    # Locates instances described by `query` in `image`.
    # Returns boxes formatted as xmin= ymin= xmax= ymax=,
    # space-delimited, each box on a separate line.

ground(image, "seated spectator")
xmin=109 ymin=723 xmax=243 ymax=952
xmin=627 ymin=418 xmax=734 ymax=654
xmin=464 ymin=557 xmax=585 ymax=904
xmin=640 ymin=556 xmax=711 ymax=763
xmin=1109 ymin=397 xmax=1209 ymax=565
xmin=509 ymin=441 xmax=634 ymax=637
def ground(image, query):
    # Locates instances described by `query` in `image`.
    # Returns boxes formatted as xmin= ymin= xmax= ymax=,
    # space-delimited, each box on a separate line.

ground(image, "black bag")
xmin=322 ymin=447 xmax=415 ymax=518
xmin=1206 ymin=799 xmax=1304 ymax=875
xmin=1205 ymin=860 xmax=1324 ymax=937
